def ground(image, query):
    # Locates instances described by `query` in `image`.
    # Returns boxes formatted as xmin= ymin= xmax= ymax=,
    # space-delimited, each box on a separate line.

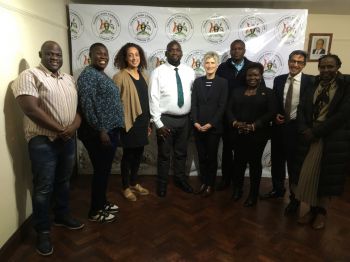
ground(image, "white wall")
xmin=0 ymin=0 xmax=69 ymax=248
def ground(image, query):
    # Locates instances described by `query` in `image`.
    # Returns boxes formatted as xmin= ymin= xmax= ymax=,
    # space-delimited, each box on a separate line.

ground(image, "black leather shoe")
xmin=260 ymin=189 xmax=286 ymax=200
xmin=157 ymin=189 xmax=167 ymax=197
xmin=194 ymin=184 xmax=207 ymax=195
xmin=175 ymin=180 xmax=193 ymax=193
xmin=284 ymin=199 xmax=300 ymax=216
xmin=54 ymin=215 xmax=85 ymax=230
xmin=232 ymin=188 xmax=243 ymax=201
xmin=216 ymin=180 xmax=230 ymax=191
xmin=36 ymin=232 xmax=53 ymax=256
xmin=244 ymin=197 xmax=257 ymax=207
xmin=202 ymin=186 xmax=213 ymax=198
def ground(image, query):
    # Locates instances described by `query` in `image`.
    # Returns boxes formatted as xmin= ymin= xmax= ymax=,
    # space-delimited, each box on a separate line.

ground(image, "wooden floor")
xmin=7 ymin=175 xmax=350 ymax=262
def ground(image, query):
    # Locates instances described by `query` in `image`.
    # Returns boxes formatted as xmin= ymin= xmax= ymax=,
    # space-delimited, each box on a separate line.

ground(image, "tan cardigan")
xmin=113 ymin=69 xmax=149 ymax=132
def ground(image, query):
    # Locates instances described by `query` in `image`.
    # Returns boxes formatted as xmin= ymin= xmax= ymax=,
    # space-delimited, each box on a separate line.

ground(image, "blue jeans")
xmin=28 ymin=136 xmax=75 ymax=232
xmin=81 ymin=129 xmax=119 ymax=213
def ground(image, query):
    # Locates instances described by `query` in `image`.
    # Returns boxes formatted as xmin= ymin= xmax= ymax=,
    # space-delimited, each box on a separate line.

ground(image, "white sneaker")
xmin=88 ymin=210 xmax=116 ymax=223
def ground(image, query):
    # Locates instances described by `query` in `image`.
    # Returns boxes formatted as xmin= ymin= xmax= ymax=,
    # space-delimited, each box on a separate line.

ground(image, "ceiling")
xmin=69 ymin=0 xmax=350 ymax=15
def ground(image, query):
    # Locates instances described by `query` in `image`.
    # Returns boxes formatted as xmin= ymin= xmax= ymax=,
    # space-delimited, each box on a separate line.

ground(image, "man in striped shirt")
xmin=11 ymin=41 xmax=84 ymax=256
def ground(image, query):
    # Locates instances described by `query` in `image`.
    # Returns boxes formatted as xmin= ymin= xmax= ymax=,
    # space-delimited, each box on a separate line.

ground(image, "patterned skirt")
xmin=296 ymin=139 xmax=324 ymax=206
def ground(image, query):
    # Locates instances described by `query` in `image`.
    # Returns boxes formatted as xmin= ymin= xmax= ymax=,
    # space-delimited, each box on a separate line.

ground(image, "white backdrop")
xmin=68 ymin=4 xmax=308 ymax=175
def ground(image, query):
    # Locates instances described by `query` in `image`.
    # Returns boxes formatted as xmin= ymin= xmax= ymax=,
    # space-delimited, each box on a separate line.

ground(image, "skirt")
xmin=295 ymin=139 xmax=323 ymax=206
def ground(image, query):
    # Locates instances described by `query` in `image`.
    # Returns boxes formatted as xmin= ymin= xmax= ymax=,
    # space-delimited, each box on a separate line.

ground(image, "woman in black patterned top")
xmin=78 ymin=43 xmax=124 ymax=223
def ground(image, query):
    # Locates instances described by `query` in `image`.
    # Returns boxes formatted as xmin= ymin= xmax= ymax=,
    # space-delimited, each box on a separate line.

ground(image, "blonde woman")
xmin=191 ymin=52 xmax=228 ymax=197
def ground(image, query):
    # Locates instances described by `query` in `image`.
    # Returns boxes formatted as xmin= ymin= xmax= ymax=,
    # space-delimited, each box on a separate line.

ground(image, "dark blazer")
xmin=217 ymin=57 xmax=266 ymax=94
xmin=226 ymin=84 xmax=276 ymax=140
xmin=295 ymin=73 xmax=350 ymax=196
xmin=312 ymin=48 xmax=326 ymax=55
xmin=191 ymin=75 xmax=228 ymax=134
xmin=273 ymin=73 xmax=314 ymax=117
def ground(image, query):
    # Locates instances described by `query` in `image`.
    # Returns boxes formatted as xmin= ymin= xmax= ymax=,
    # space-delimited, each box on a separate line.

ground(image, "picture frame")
xmin=307 ymin=33 xmax=333 ymax=62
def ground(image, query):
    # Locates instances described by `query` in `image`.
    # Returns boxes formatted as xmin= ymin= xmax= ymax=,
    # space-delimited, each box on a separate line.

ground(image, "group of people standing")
xmin=11 ymin=38 xmax=350 ymax=256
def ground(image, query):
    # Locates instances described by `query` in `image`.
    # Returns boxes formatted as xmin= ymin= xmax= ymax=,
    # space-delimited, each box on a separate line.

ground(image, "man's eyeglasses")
xmin=289 ymin=59 xmax=305 ymax=65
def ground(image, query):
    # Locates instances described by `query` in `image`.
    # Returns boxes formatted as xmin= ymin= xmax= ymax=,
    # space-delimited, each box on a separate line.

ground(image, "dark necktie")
xmin=284 ymin=76 xmax=294 ymax=122
xmin=174 ymin=68 xmax=184 ymax=108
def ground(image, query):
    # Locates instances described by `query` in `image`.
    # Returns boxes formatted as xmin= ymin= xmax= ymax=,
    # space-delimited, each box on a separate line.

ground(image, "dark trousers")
xmin=233 ymin=133 xmax=268 ymax=198
xmin=220 ymin=125 xmax=234 ymax=184
xmin=28 ymin=136 xmax=75 ymax=232
xmin=82 ymin=129 xmax=119 ymax=213
xmin=157 ymin=114 xmax=190 ymax=187
xmin=194 ymin=131 xmax=221 ymax=187
xmin=271 ymin=121 xmax=298 ymax=197
xmin=121 ymin=146 xmax=144 ymax=189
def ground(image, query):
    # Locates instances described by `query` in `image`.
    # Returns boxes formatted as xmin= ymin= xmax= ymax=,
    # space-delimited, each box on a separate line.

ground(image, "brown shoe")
xmin=130 ymin=184 xmax=149 ymax=195
xmin=297 ymin=211 xmax=316 ymax=225
xmin=123 ymin=188 xmax=137 ymax=201
xmin=312 ymin=214 xmax=326 ymax=230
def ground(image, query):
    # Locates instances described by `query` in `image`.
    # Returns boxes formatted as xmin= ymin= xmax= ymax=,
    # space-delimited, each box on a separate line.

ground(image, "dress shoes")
xmin=243 ymin=197 xmax=257 ymax=207
xmin=157 ymin=189 xmax=167 ymax=197
xmin=174 ymin=180 xmax=193 ymax=193
xmin=260 ymin=189 xmax=286 ymax=200
xmin=232 ymin=188 xmax=243 ymax=201
xmin=194 ymin=184 xmax=207 ymax=195
xmin=201 ymin=186 xmax=213 ymax=198
xmin=284 ymin=199 xmax=300 ymax=216
xmin=216 ymin=180 xmax=230 ymax=191
xmin=312 ymin=214 xmax=326 ymax=230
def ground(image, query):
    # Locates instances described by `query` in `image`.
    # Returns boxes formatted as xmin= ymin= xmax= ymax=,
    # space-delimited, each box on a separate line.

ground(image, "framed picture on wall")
xmin=307 ymin=33 xmax=333 ymax=62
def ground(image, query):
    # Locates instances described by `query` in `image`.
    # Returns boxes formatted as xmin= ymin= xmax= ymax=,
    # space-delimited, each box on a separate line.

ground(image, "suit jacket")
xmin=217 ymin=57 xmax=266 ymax=95
xmin=273 ymin=73 xmax=314 ymax=117
xmin=191 ymin=75 xmax=228 ymax=134
xmin=312 ymin=48 xmax=326 ymax=55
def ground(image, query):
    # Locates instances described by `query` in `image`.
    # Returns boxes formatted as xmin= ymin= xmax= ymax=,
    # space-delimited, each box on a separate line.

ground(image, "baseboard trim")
xmin=0 ymin=215 xmax=32 ymax=261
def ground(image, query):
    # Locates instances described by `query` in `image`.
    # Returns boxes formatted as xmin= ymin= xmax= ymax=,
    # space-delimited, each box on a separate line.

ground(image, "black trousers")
xmin=121 ymin=146 xmax=144 ymax=189
xmin=271 ymin=120 xmax=298 ymax=196
xmin=157 ymin=114 xmax=190 ymax=186
xmin=82 ymin=129 xmax=119 ymax=213
xmin=220 ymin=125 xmax=234 ymax=184
xmin=233 ymin=133 xmax=268 ymax=198
xmin=194 ymin=131 xmax=221 ymax=187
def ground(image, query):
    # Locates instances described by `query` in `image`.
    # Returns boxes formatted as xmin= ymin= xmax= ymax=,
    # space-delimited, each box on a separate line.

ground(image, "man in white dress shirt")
xmin=149 ymin=40 xmax=195 ymax=197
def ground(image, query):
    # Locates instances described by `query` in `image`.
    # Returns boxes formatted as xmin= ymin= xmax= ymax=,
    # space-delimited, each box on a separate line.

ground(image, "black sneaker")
xmin=54 ymin=215 xmax=85 ymax=230
xmin=36 ymin=232 xmax=53 ymax=256
xmin=88 ymin=210 xmax=117 ymax=223
xmin=104 ymin=202 xmax=119 ymax=214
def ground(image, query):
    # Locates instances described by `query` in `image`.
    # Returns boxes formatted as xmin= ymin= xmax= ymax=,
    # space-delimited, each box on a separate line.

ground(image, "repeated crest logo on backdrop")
xmin=69 ymin=10 xmax=84 ymax=40
xmin=257 ymin=51 xmax=284 ymax=80
xmin=129 ymin=12 xmax=158 ymax=43
xmin=148 ymin=49 xmax=167 ymax=72
xmin=76 ymin=47 xmax=90 ymax=69
xmin=220 ymin=51 xmax=230 ymax=63
xmin=201 ymin=15 xmax=230 ymax=44
xmin=238 ymin=15 xmax=267 ymax=41
xmin=91 ymin=11 xmax=121 ymax=41
xmin=185 ymin=50 xmax=206 ymax=78
xmin=166 ymin=13 xmax=194 ymax=43
xmin=275 ymin=15 xmax=303 ymax=45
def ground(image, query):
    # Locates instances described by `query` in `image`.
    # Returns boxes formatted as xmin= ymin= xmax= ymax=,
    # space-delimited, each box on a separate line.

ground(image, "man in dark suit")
xmin=216 ymin=39 xmax=261 ymax=192
xmin=261 ymin=50 xmax=314 ymax=215
xmin=312 ymin=39 xmax=326 ymax=55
